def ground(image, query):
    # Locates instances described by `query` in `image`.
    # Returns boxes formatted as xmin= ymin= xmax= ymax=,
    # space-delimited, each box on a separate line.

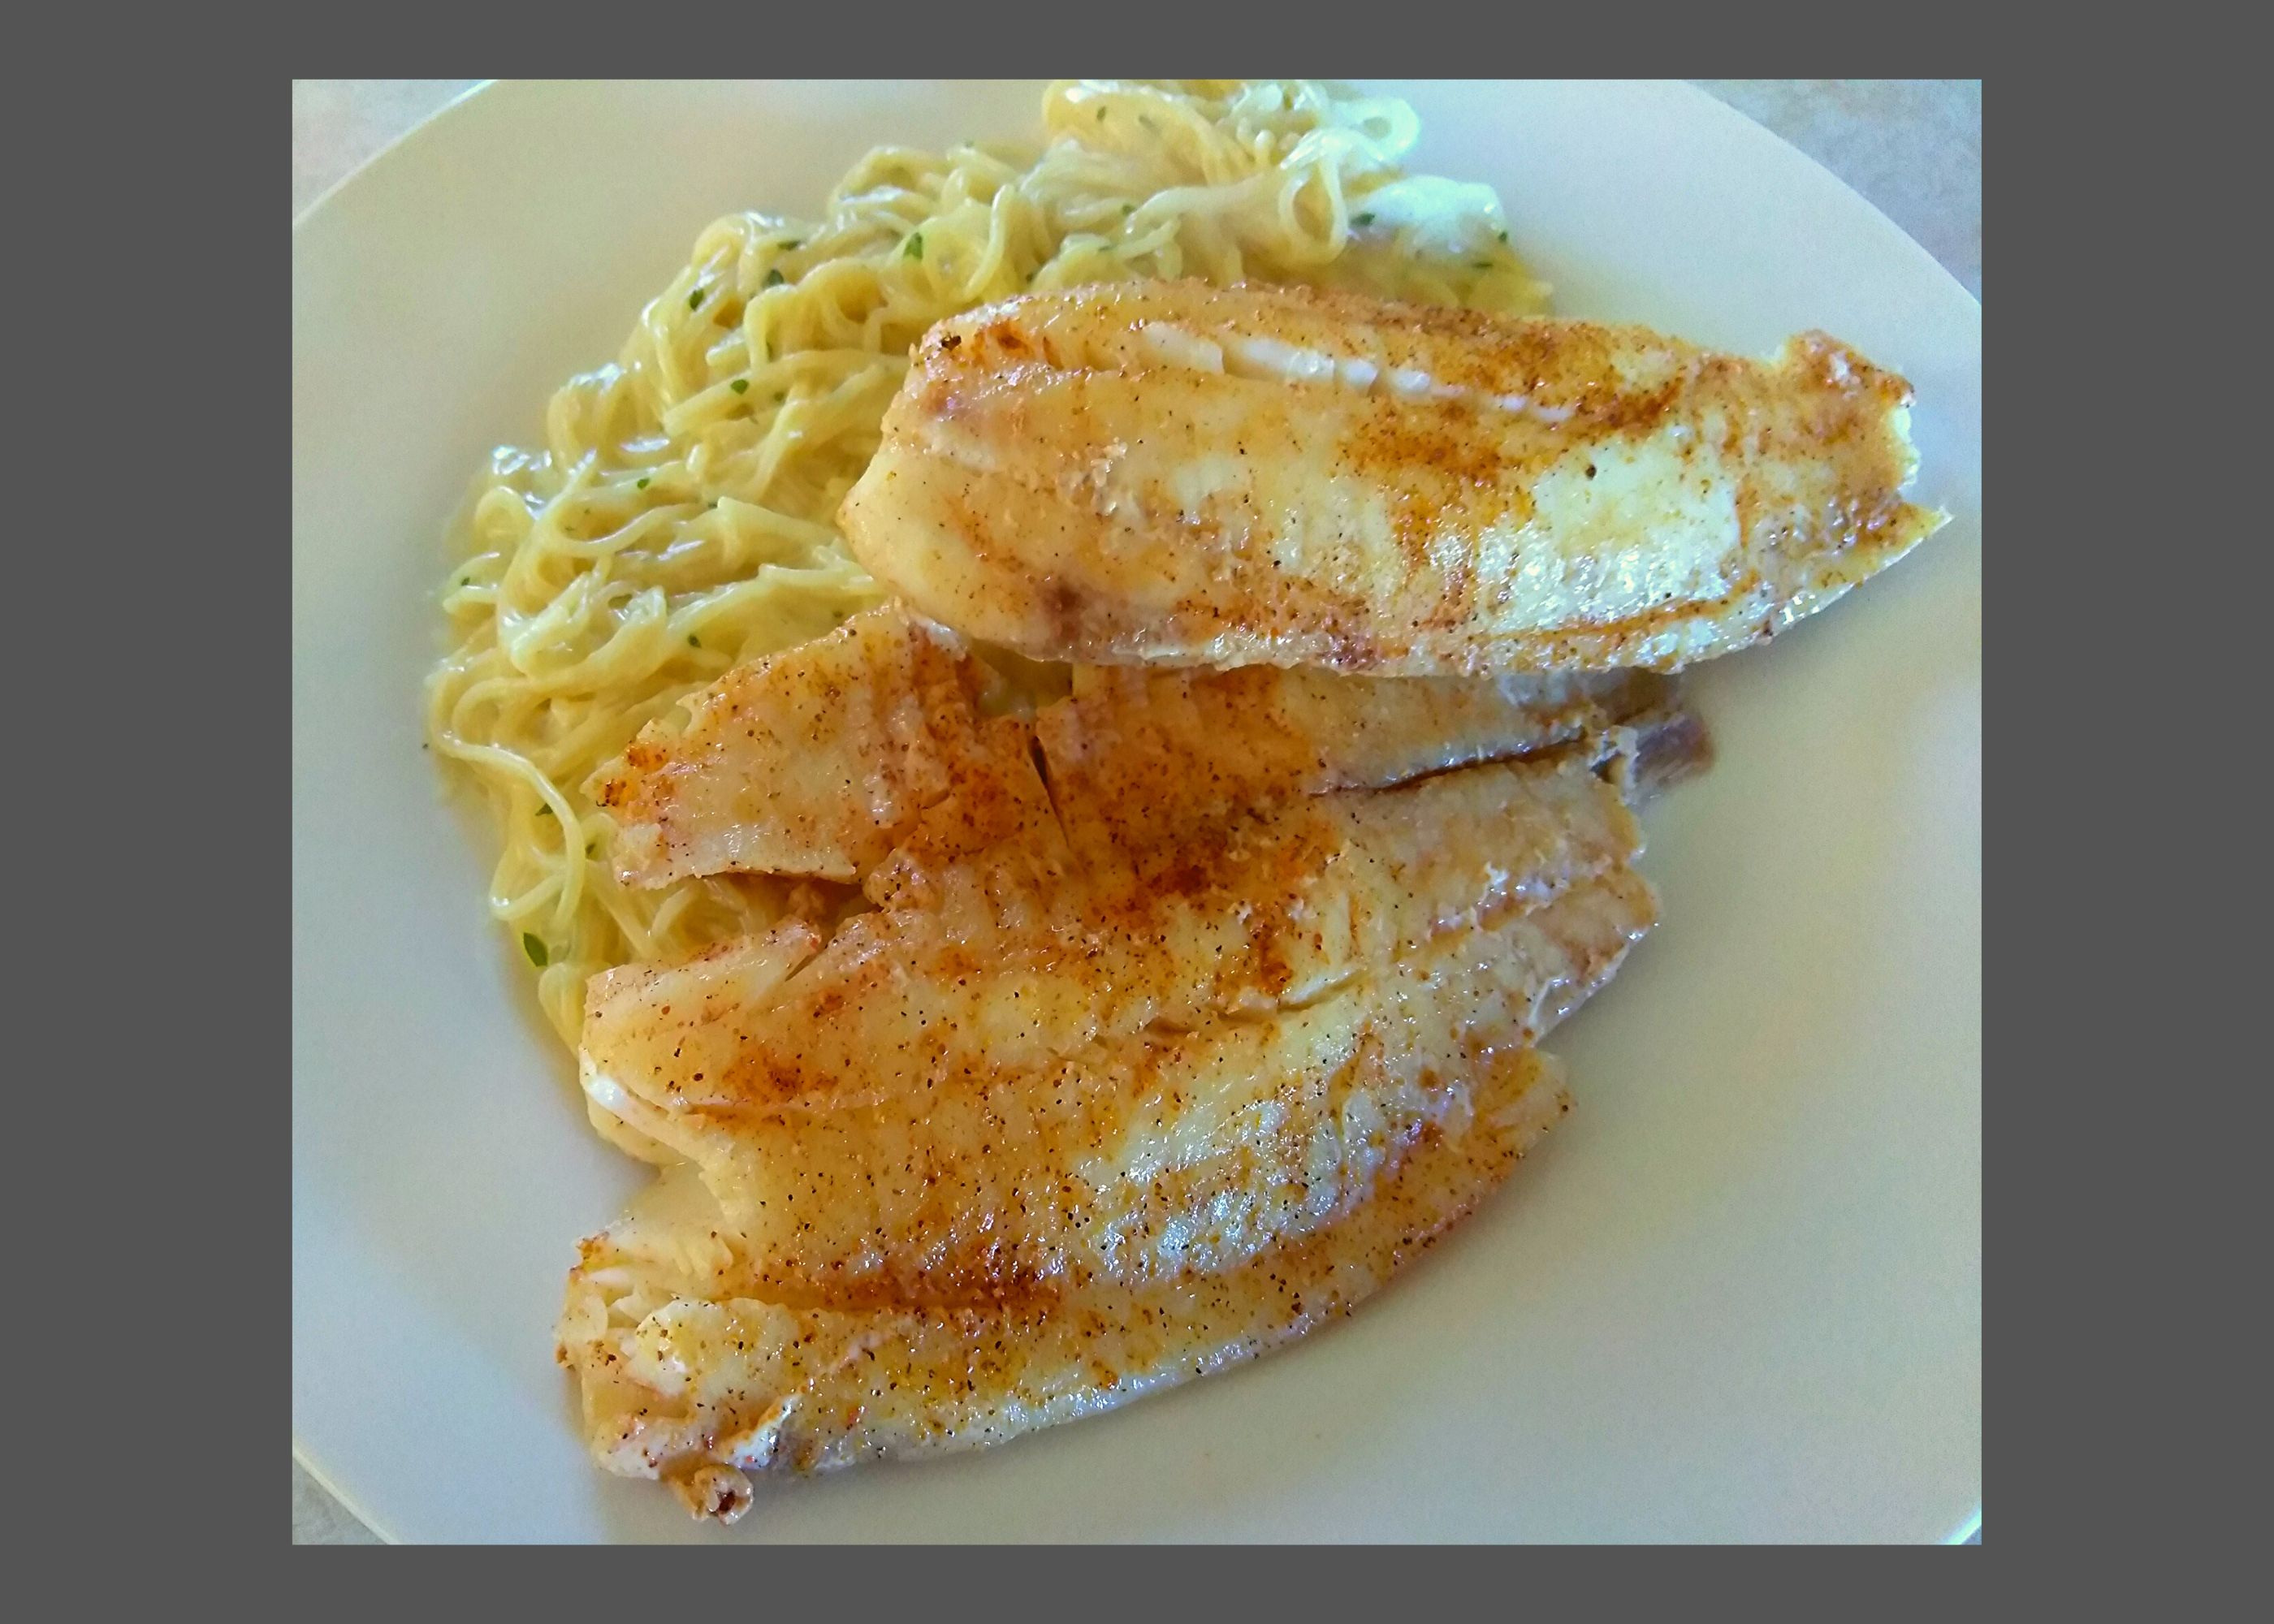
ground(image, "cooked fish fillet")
xmin=588 ymin=605 xmax=1001 ymax=888
xmin=588 ymin=600 xmax=1681 ymax=892
xmin=586 ymin=752 xmax=1639 ymax=1140
xmin=579 ymin=752 xmax=1652 ymax=1301
xmin=870 ymin=688 xmax=1701 ymax=915
xmin=837 ymin=280 xmax=1948 ymax=672
xmin=1036 ymin=660 xmax=1671 ymax=865
xmin=560 ymin=1041 xmax=1572 ymax=1522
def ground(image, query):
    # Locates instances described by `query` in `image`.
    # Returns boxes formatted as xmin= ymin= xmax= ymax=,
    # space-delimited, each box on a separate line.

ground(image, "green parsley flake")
xmin=904 ymin=233 xmax=924 ymax=260
xmin=1352 ymin=212 xmax=1375 ymax=227
xmin=731 ymin=379 xmax=749 ymax=394
xmin=688 ymin=287 xmax=703 ymax=309
xmin=1497 ymin=228 xmax=1510 ymax=243
xmin=522 ymin=933 xmax=549 ymax=968
xmin=688 ymin=634 xmax=702 ymax=648
xmin=636 ymin=477 xmax=649 ymax=489
xmin=1096 ymin=106 xmax=1107 ymax=123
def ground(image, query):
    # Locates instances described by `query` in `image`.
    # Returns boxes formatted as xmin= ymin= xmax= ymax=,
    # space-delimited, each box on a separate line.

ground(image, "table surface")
xmin=291 ymin=77 xmax=1982 ymax=1545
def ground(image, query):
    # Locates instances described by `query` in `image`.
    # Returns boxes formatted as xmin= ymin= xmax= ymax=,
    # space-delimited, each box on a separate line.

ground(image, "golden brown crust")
xmin=561 ymin=1043 xmax=1581 ymax=1518
xmin=839 ymin=281 xmax=1946 ymax=672
xmin=589 ymin=603 xmax=1688 ymax=892
xmin=588 ymin=605 xmax=997 ymax=888
xmin=579 ymin=749 xmax=1648 ymax=1307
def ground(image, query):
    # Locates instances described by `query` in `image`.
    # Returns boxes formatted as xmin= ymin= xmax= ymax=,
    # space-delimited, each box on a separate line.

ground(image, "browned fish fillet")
xmin=579 ymin=753 xmax=1651 ymax=1302
xmin=587 ymin=606 xmax=1000 ymax=888
xmin=1035 ymin=659 xmax=1671 ymax=865
xmin=560 ymin=1038 xmax=1573 ymax=1523
xmin=837 ymin=280 xmax=1948 ymax=672
xmin=588 ymin=601 xmax=1684 ymax=891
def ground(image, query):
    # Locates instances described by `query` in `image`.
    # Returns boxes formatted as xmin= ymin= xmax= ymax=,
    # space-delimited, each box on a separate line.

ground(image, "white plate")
xmin=293 ymin=80 xmax=1980 ymax=1544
